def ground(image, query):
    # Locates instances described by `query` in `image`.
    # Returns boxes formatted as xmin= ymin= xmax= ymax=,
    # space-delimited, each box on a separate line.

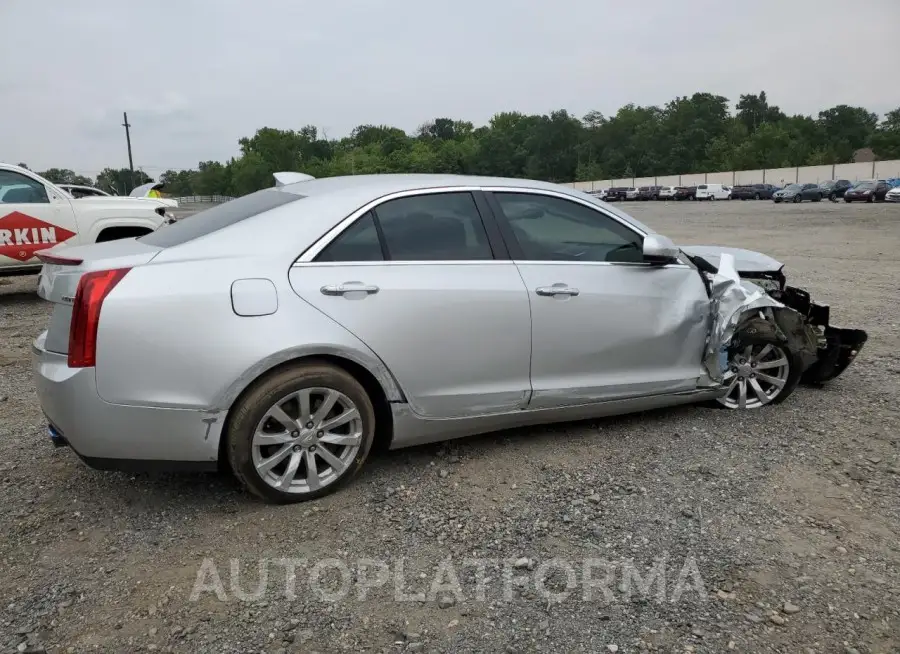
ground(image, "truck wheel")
xmin=227 ymin=361 xmax=376 ymax=503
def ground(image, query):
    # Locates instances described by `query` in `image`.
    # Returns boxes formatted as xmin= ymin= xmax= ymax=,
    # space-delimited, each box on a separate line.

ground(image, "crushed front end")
xmin=684 ymin=247 xmax=867 ymax=386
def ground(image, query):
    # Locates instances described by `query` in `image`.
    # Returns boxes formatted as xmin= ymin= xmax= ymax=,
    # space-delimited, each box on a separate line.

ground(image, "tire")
xmin=867 ymin=195 xmax=874 ymax=203
xmin=754 ymin=193 xmax=760 ymax=200
xmin=844 ymin=197 xmax=852 ymax=203
xmin=714 ymin=337 xmax=803 ymax=409
xmin=793 ymin=195 xmax=802 ymax=203
xmin=227 ymin=362 xmax=376 ymax=503
xmin=829 ymin=193 xmax=837 ymax=202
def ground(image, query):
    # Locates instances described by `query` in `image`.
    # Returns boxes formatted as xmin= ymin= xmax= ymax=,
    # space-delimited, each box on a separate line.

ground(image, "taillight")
xmin=68 ymin=268 xmax=131 ymax=368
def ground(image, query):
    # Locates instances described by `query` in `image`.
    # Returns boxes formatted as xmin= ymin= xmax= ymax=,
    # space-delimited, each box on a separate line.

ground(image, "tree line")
xmin=26 ymin=92 xmax=900 ymax=197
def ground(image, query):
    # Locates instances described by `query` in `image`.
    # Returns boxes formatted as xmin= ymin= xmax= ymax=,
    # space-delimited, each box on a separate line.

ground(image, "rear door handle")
xmin=321 ymin=282 xmax=380 ymax=296
xmin=535 ymin=284 xmax=579 ymax=297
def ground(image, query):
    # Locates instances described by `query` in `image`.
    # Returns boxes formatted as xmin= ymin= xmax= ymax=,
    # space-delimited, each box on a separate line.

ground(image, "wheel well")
xmin=95 ymin=226 xmax=153 ymax=242
xmin=216 ymin=355 xmax=395 ymax=472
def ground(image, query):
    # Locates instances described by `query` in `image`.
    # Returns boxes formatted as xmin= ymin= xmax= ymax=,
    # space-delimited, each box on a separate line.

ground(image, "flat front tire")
xmin=227 ymin=362 xmax=376 ymax=503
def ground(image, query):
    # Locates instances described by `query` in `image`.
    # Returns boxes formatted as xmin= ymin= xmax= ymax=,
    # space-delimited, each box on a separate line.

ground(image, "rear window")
xmin=139 ymin=189 xmax=303 ymax=248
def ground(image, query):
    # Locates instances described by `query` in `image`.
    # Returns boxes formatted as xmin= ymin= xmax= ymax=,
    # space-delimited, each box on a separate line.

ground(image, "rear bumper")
xmin=32 ymin=332 xmax=221 ymax=471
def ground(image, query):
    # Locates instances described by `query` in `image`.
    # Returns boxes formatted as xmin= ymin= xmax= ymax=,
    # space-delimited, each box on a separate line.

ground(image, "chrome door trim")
xmin=294 ymin=184 xmax=671 ymax=266
xmin=479 ymin=186 xmax=650 ymax=237
xmin=295 ymin=186 xmax=485 ymax=264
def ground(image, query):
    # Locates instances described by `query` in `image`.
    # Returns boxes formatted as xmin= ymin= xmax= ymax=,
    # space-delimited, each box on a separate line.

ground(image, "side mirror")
xmin=642 ymin=234 xmax=679 ymax=265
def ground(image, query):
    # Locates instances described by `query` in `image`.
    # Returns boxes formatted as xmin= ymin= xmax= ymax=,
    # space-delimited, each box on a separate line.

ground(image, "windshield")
xmin=819 ymin=180 xmax=834 ymax=188
xmin=852 ymin=182 xmax=875 ymax=190
xmin=784 ymin=184 xmax=802 ymax=191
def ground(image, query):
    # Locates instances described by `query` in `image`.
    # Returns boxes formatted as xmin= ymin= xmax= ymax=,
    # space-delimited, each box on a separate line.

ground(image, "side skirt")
xmin=389 ymin=388 xmax=724 ymax=449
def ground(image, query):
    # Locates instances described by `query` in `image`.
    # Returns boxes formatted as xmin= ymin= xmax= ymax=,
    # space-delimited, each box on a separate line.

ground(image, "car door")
xmin=0 ymin=169 xmax=79 ymax=267
xmin=289 ymin=189 xmax=532 ymax=419
xmin=485 ymin=189 xmax=710 ymax=410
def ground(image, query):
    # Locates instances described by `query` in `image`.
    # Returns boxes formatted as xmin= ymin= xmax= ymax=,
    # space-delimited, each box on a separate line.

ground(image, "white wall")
xmin=734 ymin=169 xmax=764 ymax=184
xmin=575 ymin=159 xmax=900 ymax=191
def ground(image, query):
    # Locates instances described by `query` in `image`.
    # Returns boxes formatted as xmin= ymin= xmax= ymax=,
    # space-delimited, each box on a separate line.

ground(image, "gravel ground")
xmin=1 ymin=199 xmax=899 ymax=654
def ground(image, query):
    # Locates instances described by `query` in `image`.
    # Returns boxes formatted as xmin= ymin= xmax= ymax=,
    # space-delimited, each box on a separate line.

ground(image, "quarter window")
xmin=374 ymin=192 xmax=493 ymax=261
xmin=493 ymin=192 xmax=644 ymax=263
xmin=0 ymin=170 xmax=49 ymax=204
xmin=316 ymin=212 xmax=383 ymax=262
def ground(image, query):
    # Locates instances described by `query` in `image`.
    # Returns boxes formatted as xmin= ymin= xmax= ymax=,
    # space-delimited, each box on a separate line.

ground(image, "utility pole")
xmin=122 ymin=111 xmax=134 ymax=189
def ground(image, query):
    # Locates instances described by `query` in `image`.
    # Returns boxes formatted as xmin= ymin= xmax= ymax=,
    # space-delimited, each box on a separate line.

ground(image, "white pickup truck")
xmin=0 ymin=163 xmax=172 ymax=276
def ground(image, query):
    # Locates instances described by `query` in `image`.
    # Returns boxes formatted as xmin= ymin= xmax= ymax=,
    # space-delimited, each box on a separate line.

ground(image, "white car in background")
xmin=658 ymin=186 xmax=677 ymax=200
xmin=625 ymin=187 xmax=639 ymax=200
xmin=0 ymin=163 xmax=172 ymax=275
xmin=695 ymin=183 xmax=731 ymax=201
xmin=886 ymin=186 xmax=900 ymax=203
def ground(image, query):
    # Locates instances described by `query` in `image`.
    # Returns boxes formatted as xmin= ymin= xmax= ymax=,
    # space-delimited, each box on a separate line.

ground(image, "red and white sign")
xmin=0 ymin=211 xmax=76 ymax=262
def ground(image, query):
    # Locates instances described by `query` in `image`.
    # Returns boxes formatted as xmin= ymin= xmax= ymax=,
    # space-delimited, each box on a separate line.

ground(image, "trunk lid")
xmin=37 ymin=238 xmax=163 ymax=354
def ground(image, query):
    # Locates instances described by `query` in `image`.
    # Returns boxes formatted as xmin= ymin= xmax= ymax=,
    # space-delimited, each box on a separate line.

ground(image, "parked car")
xmin=31 ymin=173 xmax=867 ymax=503
xmin=885 ymin=186 xmax=900 ymax=203
xmin=625 ymin=187 xmax=640 ymax=200
xmin=0 ymin=163 xmax=172 ymax=276
xmin=658 ymin=186 xmax=677 ymax=200
xmin=844 ymin=180 xmax=891 ymax=203
xmin=674 ymin=186 xmax=697 ymax=201
xmin=637 ymin=185 xmax=664 ymax=201
xmin=772 ymin=183 xmax=823 ymax=203
xmin=605 ymin=187 xmax=628 ymax=201
xmin=588 ymin=189 xmax=608 ymax=200
xmin=730 ymin=184 xmax=776 ymax=200
xmin=818 ymin=179 xmax=853 ymax=202
xmin=58 ymin=184 xmax=112 ymax=199
xmin=695 ymin=183 xmax=730 ymax=201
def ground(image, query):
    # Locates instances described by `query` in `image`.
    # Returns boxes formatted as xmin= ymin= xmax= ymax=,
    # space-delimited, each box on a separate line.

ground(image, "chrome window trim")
xmin=295 ymin=186 xmax=488 ymax=265
xmin=293 ymin=184 xmax=661 ymax=267
xmin=481 ymin=186 xmax=650 ymax=238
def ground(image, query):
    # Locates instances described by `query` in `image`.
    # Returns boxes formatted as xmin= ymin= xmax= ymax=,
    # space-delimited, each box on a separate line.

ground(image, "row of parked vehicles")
xmin=593 ymin=179 xmax=900 ymax=204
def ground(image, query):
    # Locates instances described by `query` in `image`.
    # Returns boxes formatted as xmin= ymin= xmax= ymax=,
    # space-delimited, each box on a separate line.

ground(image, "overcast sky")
xmin=1 ymin=0 xmax=897 ymax=177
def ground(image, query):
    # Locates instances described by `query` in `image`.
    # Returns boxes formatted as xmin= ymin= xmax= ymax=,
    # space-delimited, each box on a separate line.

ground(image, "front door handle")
xmin=535 ymin=284 xmax=580 ymax=297
xmin=321 ymin=282 xmax=380 ymax=296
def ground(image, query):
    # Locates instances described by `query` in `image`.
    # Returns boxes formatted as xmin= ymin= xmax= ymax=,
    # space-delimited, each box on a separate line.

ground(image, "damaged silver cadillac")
xmin=31 ymin=175 xmax=867 ymax=502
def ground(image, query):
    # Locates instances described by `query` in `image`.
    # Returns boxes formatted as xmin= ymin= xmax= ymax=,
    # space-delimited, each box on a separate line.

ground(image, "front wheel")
xmin=829 ymin=193 xmax=837 ymax=202
xmin=793 ymin=195 xmax=802 ymax=203
xmin=716 ymin=341 xmax=802 ymax=409
xmin=754 ymin=193 xmax=760 ymax=200
xmin=845 ymin=197 xmax=852 ymax=203
xmin=227 ymin=362 xmax=376 ymax=503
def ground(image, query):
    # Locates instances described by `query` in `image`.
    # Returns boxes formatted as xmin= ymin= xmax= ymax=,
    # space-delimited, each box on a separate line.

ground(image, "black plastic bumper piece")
xmin=802 ymin=326 xmax=868 ymax=384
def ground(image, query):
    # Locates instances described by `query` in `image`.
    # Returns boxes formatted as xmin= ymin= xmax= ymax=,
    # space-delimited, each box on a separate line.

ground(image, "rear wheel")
xmin=793 ymin=195 xmax=802 ymax=203
xmin=227 ymin=362 xmax=376 ymax=503
xmin=716 ymin=341 xmax=801 ymax=409
xmin=754 ymin=193 xmax=760 ymax=200
xmin=829 ymin=193 xmax=837 ymax=202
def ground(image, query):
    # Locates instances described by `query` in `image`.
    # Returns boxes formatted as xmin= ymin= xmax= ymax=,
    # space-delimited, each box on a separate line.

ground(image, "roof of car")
xmin=277 ymin=173 xmax=571 ymax=198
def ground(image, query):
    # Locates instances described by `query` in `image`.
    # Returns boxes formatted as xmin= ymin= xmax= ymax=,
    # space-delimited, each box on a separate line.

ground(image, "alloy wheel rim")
xmin=719 ymin=344 xmax=790 ymax=409
xmin=251 ymin=387 xmax=363 ymax=493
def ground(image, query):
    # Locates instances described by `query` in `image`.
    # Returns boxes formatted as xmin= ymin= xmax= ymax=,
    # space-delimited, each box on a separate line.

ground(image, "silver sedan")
xmin=32 ymin=174 xmax=866 ymax=503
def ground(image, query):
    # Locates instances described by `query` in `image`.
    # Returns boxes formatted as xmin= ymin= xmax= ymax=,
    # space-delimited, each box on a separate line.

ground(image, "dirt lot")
xmin=1 ymin=199 xmax=899 ymax=654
